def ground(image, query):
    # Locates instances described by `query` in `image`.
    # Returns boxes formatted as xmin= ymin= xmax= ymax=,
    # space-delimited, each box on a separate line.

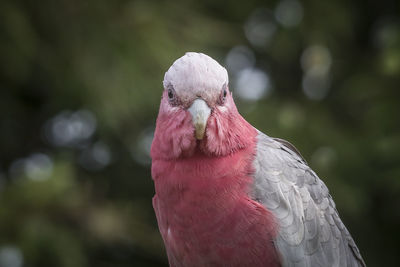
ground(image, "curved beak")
xmin=188 ymin=99 xmax=211 ymax=140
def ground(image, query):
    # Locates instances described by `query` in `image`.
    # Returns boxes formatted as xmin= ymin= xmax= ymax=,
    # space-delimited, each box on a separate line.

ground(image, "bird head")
xmin=151 ymin=52 xmax=255 ymax=160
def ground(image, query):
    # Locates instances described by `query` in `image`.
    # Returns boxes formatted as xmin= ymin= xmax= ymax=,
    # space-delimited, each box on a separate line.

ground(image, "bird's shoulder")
xmin=251 ymin=130 xmax=365 ymax=267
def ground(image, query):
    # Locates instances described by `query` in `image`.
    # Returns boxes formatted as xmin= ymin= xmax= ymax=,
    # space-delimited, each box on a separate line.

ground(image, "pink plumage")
xmin=151 ymin=53 xmax=365 ymax=267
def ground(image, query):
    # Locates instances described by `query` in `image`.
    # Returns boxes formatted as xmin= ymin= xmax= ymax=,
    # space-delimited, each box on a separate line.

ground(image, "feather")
xmin=252 ymin=131 xmax=366 ymax=267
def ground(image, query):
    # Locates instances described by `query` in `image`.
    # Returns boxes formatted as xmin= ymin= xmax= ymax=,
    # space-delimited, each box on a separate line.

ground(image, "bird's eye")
xmin=166 ymin=86 xmax=180 ymax=106
xmin=218 ymin=84 xmax=228 ymax=105
xmin=168 ymin=89 xmax=174 ymax=100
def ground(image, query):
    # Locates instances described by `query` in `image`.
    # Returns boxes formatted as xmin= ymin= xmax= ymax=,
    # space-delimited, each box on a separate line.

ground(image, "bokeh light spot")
xmin=225 ymin=46 xmax=256 ymax=75
xmin=275 ymin=0 xmax=303 ymax=28
xmin=79 ymin=142 xmax=112 ymax=171
xmin=131 ymin=128 xmax=154 ymax=166
xmin=244 ymin=8 xmax=277 ymax=47
xmin=9 ymin=154 xmax=53 ymax=181
xmin=278 ymin=104 xmax=305 ymax=129
xmin=301 ymin=45 xmax=332 ymax=100
xmin=24 ymin=153 xmax=53 ymax=181
xmin=234 ymin=68 xmax=271 ymax=101
xmin=311 ymin=146 xmax=337 ymax=171
xmin=0 ymin=246 xmax=23 ymax=267
xmin=44 ymin=110 xmax=97 ymax=148
xmin=301 ymin=45 xmax=332 ymax=76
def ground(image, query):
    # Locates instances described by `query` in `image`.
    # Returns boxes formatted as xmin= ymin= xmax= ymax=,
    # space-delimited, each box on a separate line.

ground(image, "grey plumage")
xmin=252 ymin=131 xmax=365 ymax=267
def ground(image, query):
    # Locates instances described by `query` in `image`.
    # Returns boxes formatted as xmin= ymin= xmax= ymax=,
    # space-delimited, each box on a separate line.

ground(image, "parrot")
xmin=151 ymin=52 xmax=366 ymax=267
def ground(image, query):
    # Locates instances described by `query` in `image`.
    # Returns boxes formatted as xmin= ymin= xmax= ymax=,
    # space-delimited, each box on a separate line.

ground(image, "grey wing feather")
xmin=252 ymin=131 xmax=366 ymax=267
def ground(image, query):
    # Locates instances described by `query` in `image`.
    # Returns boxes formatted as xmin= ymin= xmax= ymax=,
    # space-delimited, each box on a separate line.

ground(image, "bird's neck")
xmin=153 ymin=145 xmax=255 ymax=211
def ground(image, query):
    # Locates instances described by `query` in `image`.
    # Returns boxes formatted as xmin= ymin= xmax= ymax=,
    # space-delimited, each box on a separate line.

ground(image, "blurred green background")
xmin=0 ymin=0 xmax=399 ymax=266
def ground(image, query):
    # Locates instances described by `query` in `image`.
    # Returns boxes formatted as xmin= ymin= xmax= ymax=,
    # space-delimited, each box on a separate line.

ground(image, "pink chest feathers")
xmin=152 ymin=147 xmax=280 ymax=267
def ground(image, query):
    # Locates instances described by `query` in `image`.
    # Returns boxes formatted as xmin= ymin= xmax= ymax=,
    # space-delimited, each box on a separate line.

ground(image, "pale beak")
xmin=188 ymin=99 xmax=211 ymax=140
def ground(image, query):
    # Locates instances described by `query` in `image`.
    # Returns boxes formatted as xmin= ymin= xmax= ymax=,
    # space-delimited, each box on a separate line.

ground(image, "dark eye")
xmin=168 ymin=89 xmax=174 ymax=99
xmin=219 ymin=84 xmax=228 ymax=105
xmin=166 ymin=85 xmax=180 ymax=106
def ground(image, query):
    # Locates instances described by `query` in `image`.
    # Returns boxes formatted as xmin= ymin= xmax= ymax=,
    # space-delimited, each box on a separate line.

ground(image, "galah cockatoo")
xmin=151 ymin=52 xmax=365 ymax=267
